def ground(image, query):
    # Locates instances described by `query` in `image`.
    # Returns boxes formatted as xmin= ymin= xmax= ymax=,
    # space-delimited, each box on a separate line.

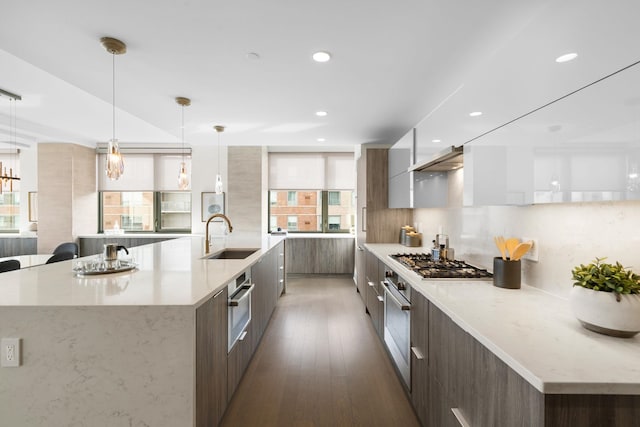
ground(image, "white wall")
xmin=413 ymin=168 xmax=640 ymax=298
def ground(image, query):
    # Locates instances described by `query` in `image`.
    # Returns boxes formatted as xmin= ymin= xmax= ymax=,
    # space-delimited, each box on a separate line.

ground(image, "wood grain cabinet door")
xmin=196 ymin=288 xmax=228 ymax=427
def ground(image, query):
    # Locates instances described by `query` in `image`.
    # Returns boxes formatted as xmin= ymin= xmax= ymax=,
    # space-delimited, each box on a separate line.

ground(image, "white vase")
xmin=570 ymin=285 xmax=640 ymax=338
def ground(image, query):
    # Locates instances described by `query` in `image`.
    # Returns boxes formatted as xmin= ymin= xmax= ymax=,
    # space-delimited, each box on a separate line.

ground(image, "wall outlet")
xmin=1 ymin=338 xmax=21 ymax=367
xmin=522 ymin=238 xmax=539 ymax=262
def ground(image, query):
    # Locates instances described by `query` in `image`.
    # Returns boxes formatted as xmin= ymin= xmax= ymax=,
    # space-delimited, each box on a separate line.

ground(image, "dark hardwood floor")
xmin=221 ymin=274 xmax=420 ymax=427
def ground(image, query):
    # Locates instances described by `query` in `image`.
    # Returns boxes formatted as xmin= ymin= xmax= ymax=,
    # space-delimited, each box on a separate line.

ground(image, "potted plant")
xmin=570 ymin=257 xmax=640 ymax=338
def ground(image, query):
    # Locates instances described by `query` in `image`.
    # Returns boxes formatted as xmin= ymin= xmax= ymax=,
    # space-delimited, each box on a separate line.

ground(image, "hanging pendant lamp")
xmin=214 ymin=125 xmax=225 ymax=194
xmin=101 ymin=37 xmax=126 ymax=180
xmin=176 ymin=97 xmax=191 ymax=190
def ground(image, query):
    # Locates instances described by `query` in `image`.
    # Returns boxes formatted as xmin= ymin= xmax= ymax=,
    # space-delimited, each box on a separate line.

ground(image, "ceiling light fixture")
xmin=101 ymin=37 xmax=127 ymax=180
xmin=214 ymin=125 xmax=225 ymax=194
xmin=0 ymin=88 xmax=21 ymax=194
xmin=312 ymin=51 xmax=331 ymax=63
xmin=432 ymin=139 xmax=441 ymax=143
xmin=176 ymin=97 xmax=191 ymax=190
xmin=555 ymin=52 xmax=578 ymax=63
xmin=317 ymin=138 xmax=326 ymax=142
xmin=315 ymin=111 xmax=328 ymax=117
xmin=469 ymin=111 xmax=483 ymax=117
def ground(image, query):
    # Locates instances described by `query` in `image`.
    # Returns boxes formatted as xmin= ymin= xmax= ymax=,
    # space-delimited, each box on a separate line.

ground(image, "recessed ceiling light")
xmin=555 ymin=52 xmax=578 ymax=63
xmin=312 ymin=51 xmax=331 ymax=62
xmin=432 ymin=139 xmax=441 ymax=143
xmin=317 ymin=138 xmax=326 ymax=142
xmin=469 ymin=111 xmax=482 ymax=117
xmin=246 ymin=52 xmax=260 ymax=60
xmin=315 ymin=111 xmax=327 ymax=117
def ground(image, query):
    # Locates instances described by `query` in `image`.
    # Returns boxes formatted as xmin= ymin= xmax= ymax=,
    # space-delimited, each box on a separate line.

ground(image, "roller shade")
xmin=97 ymin=154 xmax=191 ymax=191
xmin=269 ymin=152 xmax=354 ymax=190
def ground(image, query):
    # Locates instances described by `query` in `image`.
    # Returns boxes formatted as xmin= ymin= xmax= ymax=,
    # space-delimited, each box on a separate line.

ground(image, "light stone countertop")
xmin=0 ymin=234 xmax=285 ymax=308
xmin=366 ymin=243 xmax=640 ymax=395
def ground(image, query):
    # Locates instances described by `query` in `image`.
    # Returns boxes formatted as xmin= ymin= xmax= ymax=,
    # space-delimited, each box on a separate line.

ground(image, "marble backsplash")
xmin=412 ymin=169 xmax=640 ymax=298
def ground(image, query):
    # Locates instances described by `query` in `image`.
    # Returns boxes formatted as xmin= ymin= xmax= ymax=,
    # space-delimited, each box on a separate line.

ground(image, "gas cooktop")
xmin=389 ymin=253 xmax=492 ymax=280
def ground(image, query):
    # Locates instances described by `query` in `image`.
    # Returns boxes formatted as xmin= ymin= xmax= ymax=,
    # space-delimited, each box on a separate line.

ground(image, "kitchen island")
xmin=366 ymin=243 xmax=640 ymax=426
xmin=0 ymin=234 xmax=285 ymax=427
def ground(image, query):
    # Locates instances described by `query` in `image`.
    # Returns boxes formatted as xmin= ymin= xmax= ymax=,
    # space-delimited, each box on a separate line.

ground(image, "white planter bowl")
xmin=570 ymin=285 xmax=640 ymax=338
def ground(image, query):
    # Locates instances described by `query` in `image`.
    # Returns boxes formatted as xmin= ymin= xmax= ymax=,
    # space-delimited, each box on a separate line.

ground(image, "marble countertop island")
xmin=0 ymin=234 xmax=284 ymax=427
xmin=366 ymin=243 xmax=640 ymax=396
xmin=0 ymin=234 xmax=284 ymax=307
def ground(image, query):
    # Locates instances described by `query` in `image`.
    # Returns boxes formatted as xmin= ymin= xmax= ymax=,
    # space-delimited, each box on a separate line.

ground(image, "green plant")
xmin=572 ymin=257 xmax=640 ymax=302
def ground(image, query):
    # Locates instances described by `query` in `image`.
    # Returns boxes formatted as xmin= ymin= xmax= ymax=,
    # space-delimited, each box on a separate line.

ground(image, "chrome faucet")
xmin=205 ymin=213 xmax=234 ymax=253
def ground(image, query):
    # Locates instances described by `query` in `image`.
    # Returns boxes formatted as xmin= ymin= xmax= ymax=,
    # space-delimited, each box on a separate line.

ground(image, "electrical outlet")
xmin=522 ymin=238 xmax=539 ymax=262
xmin=1 ymin=338 xmax=21 ymax=367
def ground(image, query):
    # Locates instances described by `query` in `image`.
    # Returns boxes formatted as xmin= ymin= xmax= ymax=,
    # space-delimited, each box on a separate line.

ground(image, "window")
xmin=100 ymin=191 xmax=191 ymax=233
xmin=328 ymin=191 xmax=340 ymax=205
xmin=287 ymin=215 xmax=298 ymax=231
xmin=97 ymin=152 xmax=192 ymax=233
xmin=0 ymin=153 xmax=20 ymax=233
xmin=287 ymin=191 xmax=297 ymax=206
xmin=268 ymin=190 xmax=353 ymax=233
xmin=0 ymin=192 xmax=19 ymax=232
xmin=101 ymin=192 xmax=154 ymax=232
xmin=268 ymin=152 xmax=354 ymax=233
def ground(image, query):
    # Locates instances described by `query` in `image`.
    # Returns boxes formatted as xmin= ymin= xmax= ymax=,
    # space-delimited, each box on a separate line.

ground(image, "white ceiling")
xmin=0 ymin=0 xmax=637 ymax=151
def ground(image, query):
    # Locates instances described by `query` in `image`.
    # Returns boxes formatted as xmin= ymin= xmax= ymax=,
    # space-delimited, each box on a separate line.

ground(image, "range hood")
xmin=409 ymin=145 xmax=463 ymax=172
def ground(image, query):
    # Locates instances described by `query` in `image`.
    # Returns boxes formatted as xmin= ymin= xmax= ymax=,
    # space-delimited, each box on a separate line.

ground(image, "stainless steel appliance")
xmin=382 ymin=267 xmax=411 ymax=388
xmin=390 ymin=253 xmax=492 ymax=280
xmin=228 ymin=269 xmax=254 ymax=352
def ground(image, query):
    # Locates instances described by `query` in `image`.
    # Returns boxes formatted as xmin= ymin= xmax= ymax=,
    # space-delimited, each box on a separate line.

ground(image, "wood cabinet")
xmin=365 ymin=248 xmax=384 ymax=339
xmin=196 ymin=287 xmax=228 ymax=427
xmin=0 ymin=237 xmax=37 ymax=257
xmin=286 ymin=237 xmax=354 ymax=274
xmin=356 ymin=146 xmax=413 ymax=307
xmin=228 ymin=241 xmax=284 ymax=400
xmin=410 ymin=290 xmax=429 ymax=426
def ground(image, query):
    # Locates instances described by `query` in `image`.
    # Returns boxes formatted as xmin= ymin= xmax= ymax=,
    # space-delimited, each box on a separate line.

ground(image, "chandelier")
xmin=0 ymin=88 xmax=21 ymax=194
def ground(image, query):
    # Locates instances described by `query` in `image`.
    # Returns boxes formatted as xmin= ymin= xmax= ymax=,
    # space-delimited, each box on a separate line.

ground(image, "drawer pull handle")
xmin=377 ymin=295 xmax=384 ymax=302
xmin=451 ymin=408 xmax=471 ymax=427
xmin=368 ymin=281 xmax=375 ymax=287
xmin=238 ymin=331 xmax=248 ymax=341
xmin=411 ymin=346 xmax=424 ymax=360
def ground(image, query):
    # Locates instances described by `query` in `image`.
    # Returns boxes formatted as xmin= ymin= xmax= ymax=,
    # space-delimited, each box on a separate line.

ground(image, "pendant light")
xmin=101 ymin=37 xmax=127 ymax=180
xmin=176 ymin=97 xmax=191 ymax=190
xmin=0 ymin=88 xmax=21 ymax=194
xmin=214 ymin=125 xmax=225 ymax=194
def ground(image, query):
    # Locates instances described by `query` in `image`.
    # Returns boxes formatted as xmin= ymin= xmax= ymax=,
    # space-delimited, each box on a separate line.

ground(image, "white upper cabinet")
xmin=411 ymin=0 xmax=640 ymax=206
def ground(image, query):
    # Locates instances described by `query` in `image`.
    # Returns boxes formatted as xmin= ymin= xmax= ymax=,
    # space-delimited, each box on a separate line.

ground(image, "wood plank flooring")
xmin=220 ymin=275 xmax=420 ymax=427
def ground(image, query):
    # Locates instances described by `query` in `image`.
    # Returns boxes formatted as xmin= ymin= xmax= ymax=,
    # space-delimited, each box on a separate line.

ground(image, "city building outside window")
xmin=328 ymin=191 xmax=340 ymax=205
xmin=287 ymin=215 xmax=298 ymax=231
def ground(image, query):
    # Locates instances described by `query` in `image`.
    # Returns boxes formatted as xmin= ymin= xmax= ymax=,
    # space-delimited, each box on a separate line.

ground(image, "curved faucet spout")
xmin=205 ymin=214 xmax=234 ymax=253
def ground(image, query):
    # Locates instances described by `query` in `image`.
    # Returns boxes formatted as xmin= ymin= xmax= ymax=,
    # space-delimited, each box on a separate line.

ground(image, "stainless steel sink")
xmin=203 ymin=248 xmax=260 ymax=260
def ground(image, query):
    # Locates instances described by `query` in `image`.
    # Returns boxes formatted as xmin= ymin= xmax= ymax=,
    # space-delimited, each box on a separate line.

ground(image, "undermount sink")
xmin=203 ymin=248 xmax=260 ymax=260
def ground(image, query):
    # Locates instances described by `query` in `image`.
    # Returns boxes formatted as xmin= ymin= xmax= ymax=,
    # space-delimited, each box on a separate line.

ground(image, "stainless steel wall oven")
xmin=228 ymin=269 xmax=254 ymax=352
xmin=382 ymin=267 xmax=411 ymax=389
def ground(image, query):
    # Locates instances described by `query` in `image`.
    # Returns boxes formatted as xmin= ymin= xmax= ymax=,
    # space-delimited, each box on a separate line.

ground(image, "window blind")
xmin=268 ymin=152 xmax=354 ymax=190
xmin=97 ymin=154 xmax=191 ymax=191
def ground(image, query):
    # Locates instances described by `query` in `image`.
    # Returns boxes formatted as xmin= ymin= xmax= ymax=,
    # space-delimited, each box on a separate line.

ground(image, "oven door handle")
xmin=229 ymin=283 xmax=255 ymax=306
xmin=382 ymin=281 xmax=410 ymax=310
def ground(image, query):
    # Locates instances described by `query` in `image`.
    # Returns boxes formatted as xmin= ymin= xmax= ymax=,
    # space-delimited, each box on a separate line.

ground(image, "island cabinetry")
xmin=196 ymin=287 xmax=228 ymax=427
xmin=365 ymin=248 xmax=383 ymax=339
xmin=277 ymin=240 xmax=286 ymax=296
xmin=227 ymin=320 xmax=254 ymax=399
xmin=251 ymin=243 xmax=280 ymax=351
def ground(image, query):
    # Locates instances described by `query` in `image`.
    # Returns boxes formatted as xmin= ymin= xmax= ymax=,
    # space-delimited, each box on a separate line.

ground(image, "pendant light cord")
xmin=181 ymin=105 xmax=185 ymax=162
xmin=112 ymin=52 xmax=116 ymax=141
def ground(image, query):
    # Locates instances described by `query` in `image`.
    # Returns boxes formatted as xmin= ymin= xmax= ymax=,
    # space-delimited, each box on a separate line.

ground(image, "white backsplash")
xmin=413 ymin=169 xmax=640 ymax=298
